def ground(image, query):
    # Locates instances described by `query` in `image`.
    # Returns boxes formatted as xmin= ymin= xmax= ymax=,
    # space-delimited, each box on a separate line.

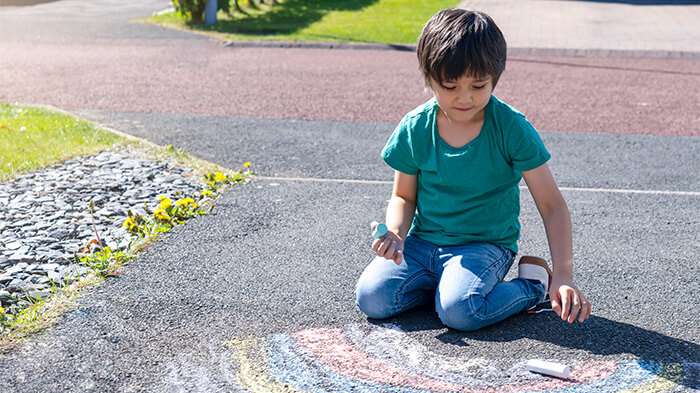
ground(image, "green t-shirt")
xmin=381 ymin=95 xmax=551 ymax=254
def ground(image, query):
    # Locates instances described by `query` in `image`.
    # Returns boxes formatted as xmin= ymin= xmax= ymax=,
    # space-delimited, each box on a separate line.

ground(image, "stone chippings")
xmin=0 ymin=149 xmax=205 ymax=320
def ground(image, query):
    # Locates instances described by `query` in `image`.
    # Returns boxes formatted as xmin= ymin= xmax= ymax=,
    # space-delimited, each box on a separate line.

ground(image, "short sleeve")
xmin=380 ymin=117 xmax=418 ymax=175
xmin=506 ymin=115 xmax=551 ymax=172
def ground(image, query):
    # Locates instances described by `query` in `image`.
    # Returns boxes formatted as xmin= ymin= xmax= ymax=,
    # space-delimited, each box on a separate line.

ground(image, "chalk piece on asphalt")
xmin=526 ymin=359 xmax=572 ymax=379
xmin=372 ymin=223 xmax=388 ymax=239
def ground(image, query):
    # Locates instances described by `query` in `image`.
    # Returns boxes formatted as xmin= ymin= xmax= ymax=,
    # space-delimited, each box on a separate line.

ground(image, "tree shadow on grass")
xmin=366 ymin=304 xmax=699 ymax=390
xmin=200 ymin=0 xmax=379 ymax=36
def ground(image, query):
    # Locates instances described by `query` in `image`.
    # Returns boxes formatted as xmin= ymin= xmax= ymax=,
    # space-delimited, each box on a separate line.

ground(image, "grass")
xmin=147 ymin=0 xmax=459 ymax=45
xmin=0 ymin=104 xmax=123 ymax=182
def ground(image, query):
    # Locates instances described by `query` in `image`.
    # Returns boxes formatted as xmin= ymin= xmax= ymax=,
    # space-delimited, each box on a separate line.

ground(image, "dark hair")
xmin=417 ymin=9 xmax=507 ymax=89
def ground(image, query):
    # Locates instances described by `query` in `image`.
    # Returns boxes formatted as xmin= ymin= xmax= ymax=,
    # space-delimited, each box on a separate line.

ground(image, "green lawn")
xmin=0 ymin=104 xmax=124 ymax=182
xmin=148 ymin=0 xmax=459 ymax=45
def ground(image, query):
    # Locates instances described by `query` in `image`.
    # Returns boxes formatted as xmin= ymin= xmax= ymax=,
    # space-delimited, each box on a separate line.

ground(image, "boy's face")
xmin=429 ymin=74 xmax=494 ymax=124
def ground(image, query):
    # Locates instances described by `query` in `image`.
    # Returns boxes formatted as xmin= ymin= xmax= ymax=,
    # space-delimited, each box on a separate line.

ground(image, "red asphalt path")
xmin=1 ymin=39 xmax=699 ymax=136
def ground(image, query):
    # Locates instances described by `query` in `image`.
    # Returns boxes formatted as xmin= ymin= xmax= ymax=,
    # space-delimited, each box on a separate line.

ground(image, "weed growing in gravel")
xmin=78 ymin=162 xmax=255 ymax=280
xmin=0 ymin=306 xmax=11 ymax=328
xmin=78 ymin=247 xmax=133 ymax=278
xmin=121 ymin=164 xmax=254 ymax=244
xmin=0 ymin=283 xmax=59 ymax=332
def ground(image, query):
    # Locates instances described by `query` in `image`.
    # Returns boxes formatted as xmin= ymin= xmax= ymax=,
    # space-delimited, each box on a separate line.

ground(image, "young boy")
xmin=355 ymin=9 xmax=591 ymax=331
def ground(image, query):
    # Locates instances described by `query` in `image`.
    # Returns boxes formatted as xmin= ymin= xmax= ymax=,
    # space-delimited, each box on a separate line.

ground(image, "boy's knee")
xmin=436 ymin=297 xmax=485 ymax=332
xmin=355 ymin=283 xmax=396 ymax=320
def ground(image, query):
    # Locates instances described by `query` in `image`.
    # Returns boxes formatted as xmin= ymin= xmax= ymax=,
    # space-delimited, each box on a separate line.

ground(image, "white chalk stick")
xmin=526 ymin=359 xmax=572 ymax=379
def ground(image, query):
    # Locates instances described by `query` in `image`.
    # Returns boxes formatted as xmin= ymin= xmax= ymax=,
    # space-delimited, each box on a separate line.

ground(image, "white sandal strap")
xmin=518 ymin=263 xmax=549 ymax=293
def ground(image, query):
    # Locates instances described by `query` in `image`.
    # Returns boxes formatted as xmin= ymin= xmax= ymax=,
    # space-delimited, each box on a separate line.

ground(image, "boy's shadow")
xmin=366 ymin=304 xmax=699 ymax=390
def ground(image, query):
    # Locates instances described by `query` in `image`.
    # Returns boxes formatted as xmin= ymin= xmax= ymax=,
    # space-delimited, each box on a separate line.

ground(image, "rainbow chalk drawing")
xmin=226 ymin=323 xmax=698 ymax=392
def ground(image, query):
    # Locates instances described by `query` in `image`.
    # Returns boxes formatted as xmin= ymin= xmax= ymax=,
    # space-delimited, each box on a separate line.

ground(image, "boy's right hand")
xmin=370 ymin=221 xmax=403 ymax=265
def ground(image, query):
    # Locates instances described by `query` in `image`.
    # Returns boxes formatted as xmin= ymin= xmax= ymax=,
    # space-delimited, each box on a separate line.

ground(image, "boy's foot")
xmin=518 ymin=255 xmax=552 ymax=303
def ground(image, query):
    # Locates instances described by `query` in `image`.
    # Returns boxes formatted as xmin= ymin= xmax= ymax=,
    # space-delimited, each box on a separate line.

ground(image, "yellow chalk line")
xmin=227 ymin=338 xmax=299 ymax=393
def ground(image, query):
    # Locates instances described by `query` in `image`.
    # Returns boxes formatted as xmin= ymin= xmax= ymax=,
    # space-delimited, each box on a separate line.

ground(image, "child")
xmin=355 ymin=8 xmax=591 ymax=331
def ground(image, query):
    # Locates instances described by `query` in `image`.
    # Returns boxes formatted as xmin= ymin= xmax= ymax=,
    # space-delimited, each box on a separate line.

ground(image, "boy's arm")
xmin=387 ymin=170 xmax=417 ymax=239
xmin=372 ymin=170 xmax=415 ymax=265
xmin=523 ymin=163 xmax=592 ymax=324
xmin=522 ymin=163 xmax=573 ymax=279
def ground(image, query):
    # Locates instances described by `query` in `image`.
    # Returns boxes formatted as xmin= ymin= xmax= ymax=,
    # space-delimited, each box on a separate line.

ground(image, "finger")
xmin=569 ymin=292 xmax=581 ymax=324
xmin=378 ymin=238 xmax=393 ymax=257
xmin=550 ymin=295 xmax=562 ymax=316
xmin=370 ymin=221 xmax=378 ymax=232
xmin=560 ymin=289 xmax=571 ymax=321
xmin=386 ymin=242 xmax=397 ymax=260
xmin=579 ymin=302 xmax=591 ymax=323
xmin=371 ymin=239 xmax=381 ymax=253
xmin=393 ymin=249 xmax=403 ymax=265
xmin=579 ymin=295 xmax=592 ymax=322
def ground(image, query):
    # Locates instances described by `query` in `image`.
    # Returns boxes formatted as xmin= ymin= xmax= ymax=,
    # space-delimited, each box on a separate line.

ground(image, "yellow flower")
xmin=201 ymin=189 xmax=213 ymax=197
xmin=175 ymin=197 xmax=197 ymax=208
xmin=122 ymin=216 xmax=137 ymax=231
xmin=243 ymin=161 xmax=251 ymax=168
xmin=214 ymin=171 xmax=227 ymax=183
xmin=159 ymin=197 xmax=173 ymax=210
xmin=153 ymin=207 xmax=171 ymax=221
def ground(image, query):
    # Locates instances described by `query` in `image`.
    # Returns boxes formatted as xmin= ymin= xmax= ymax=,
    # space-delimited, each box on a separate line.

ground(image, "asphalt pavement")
xmin=0 ymin=1 xmax=698 ymax=392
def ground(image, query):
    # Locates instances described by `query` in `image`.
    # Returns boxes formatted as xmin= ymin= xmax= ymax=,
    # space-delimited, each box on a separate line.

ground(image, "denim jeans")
xmin=355 ymin=233 xmax=546 ymax=331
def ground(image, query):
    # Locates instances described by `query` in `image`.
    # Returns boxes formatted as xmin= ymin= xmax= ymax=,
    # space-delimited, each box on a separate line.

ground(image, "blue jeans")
xmin=355 ymin=234 xmax=546 ymax=331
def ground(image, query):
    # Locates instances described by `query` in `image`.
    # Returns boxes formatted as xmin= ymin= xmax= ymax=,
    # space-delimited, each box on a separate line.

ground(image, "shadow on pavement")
xmin=365 ymin=304 xmax=699 ymax=389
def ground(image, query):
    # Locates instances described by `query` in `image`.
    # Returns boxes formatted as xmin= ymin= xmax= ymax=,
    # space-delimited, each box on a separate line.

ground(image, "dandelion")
xmin=243 ymin=161 xmax=251 ymax=168
xmin=159 ymin=196 xmax=173 ymax=210
xmin=122 ymin=216 xmax=138 ymax=232
xmin=214 ymin=171 xmax=227 ymax=183
xmin=201 ymin=189 xmax=213 ymax=198
xmin=175 ymin=197 xmax=197 ymax=208
xmin=153 ymin=207 xmax=171 ymax=222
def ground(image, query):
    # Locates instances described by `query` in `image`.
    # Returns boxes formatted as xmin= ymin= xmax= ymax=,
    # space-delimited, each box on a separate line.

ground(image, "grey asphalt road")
xmin=1 ymin=169 xmax=699 ymax=392
xmin=0 ymin=0 xmax=699 ymax=392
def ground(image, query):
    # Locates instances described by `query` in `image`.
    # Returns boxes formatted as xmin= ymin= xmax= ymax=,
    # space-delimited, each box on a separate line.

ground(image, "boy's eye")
xmin=442 ymin=85 xmax=456 ymax=90
xmin=474 ymin=85 xmax=487 ymax=89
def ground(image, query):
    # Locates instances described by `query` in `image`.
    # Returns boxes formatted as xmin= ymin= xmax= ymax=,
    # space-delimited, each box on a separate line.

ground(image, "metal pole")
xmin=205 ymin=0 xmax=217 ymax=26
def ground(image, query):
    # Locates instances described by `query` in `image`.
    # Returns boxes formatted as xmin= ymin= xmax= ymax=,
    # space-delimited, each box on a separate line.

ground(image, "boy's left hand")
xmin=549 ymin=276 xmax=592 ymax=324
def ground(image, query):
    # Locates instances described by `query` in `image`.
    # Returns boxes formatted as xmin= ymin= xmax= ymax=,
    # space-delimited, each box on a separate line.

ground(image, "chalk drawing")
xmin=162 ymin=340 xmax=242 ymax=393
xmin=224 ymin=323 xmax=699 ymax=392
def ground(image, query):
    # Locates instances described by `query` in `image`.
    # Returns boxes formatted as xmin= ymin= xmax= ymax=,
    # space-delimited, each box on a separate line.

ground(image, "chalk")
xmin=372 ymin=223 xmax=388 ymax=239
xmin=526 ymin=359 xmax=572 ymax=379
